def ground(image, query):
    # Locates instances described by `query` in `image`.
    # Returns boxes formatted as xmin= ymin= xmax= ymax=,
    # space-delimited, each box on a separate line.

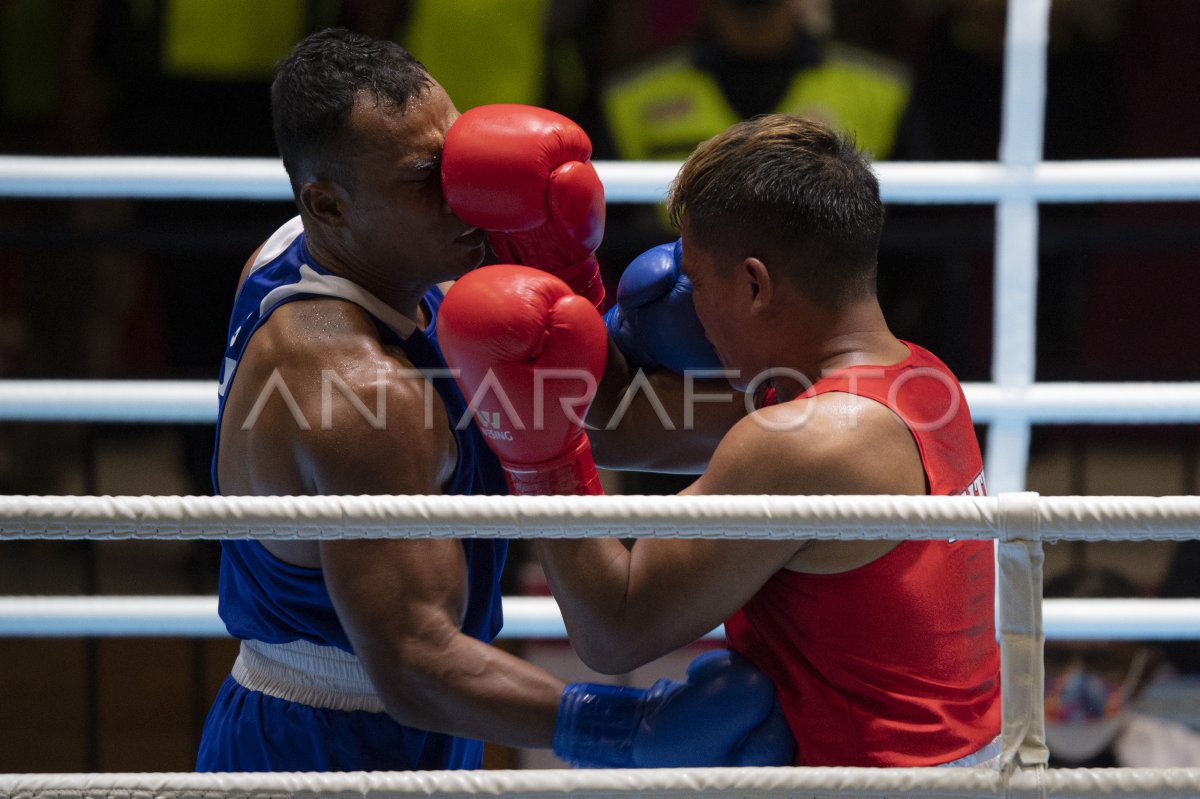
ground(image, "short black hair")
xmin=271 ymin=28 xmax=433 ymax=195
xmin=668 ymin=114 xmax=884 ymax=304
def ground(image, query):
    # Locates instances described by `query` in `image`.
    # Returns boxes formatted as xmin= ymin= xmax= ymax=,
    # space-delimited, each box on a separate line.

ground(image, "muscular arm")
xmin=541 ymin=394 xmax=926 ymax=674
xmin=585 ymin=339 xmax=747 ymax=473
xmin=323 ymin=538 xmax=563 ymax=747
xmin=280 ymin=320 xmax=565 ymax=748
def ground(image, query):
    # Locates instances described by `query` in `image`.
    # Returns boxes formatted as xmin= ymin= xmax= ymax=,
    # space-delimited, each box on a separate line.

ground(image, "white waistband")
xmin=939 ymin=734 xmax=1003 ymax=769
xmin=231 ymin=639 xmax=386 ymax=714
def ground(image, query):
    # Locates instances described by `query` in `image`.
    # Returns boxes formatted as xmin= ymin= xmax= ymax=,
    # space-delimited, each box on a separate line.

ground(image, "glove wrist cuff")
xmin=503 ymin=437 xmax=602 ymax=496
xmin=554 ymin=682 xmax=644 ymax=768
xmin=551 ymin=256 xmax=605 ymax=309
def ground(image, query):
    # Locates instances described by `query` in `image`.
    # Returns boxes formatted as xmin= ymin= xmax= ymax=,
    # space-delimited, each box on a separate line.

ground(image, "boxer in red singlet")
xmin=531 ymin=114 xmax=1002 ymax=767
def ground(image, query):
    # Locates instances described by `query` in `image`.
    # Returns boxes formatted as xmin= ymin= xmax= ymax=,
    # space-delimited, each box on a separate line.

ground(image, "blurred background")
xmin=1 ymin=0 xmax=1199 ymax=772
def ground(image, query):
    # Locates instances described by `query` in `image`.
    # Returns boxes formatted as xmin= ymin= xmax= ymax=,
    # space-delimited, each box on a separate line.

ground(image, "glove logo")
xmin=475 ymin=410 xmax=514 ymax=441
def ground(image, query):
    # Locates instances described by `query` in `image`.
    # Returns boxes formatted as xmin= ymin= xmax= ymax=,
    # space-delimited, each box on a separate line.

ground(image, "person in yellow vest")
xmin=600 ymin=0 xmax=921 ymax=165
xmin=339 ymin=0 xmax=596 ymax=118
xmin=596 ymin=0 xmax=926 ymax=263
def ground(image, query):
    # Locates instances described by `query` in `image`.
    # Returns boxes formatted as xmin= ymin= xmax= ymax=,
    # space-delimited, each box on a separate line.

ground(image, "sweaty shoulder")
xmin=220 ymin=297 xmax=455 ymax=497
xmin=699 ymin=392 xmax=925 ymax=496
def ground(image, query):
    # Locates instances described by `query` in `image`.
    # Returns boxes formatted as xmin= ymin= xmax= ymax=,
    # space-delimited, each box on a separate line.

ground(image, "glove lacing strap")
xmin=503 ymin=435 xmax=603 ymax=496
xmin=553 ymin=682 xmax=644 ymax=768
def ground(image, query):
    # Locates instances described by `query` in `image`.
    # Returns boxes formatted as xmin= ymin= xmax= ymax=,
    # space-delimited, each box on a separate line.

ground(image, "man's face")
xmin=338 ymin=83 xmax=486 ymax=282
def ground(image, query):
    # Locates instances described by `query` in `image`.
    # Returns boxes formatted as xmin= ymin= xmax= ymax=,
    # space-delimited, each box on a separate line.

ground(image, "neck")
xmin=306 ymin=235 xmax=430 ymax=325
xmin=769 ymin=298 xmax=908 ymax=403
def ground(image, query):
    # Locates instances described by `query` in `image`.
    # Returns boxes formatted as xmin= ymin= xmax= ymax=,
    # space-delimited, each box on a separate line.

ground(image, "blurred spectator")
xmin=1043 ymin=567 xmax=1200 ymax=767
xmin=594 ymin=0 xmax=925 ymax=269
xmin=341 ymin=0 xmax=601 ymax=121
xmin=599 ymin=0 xmax=919 ymax=162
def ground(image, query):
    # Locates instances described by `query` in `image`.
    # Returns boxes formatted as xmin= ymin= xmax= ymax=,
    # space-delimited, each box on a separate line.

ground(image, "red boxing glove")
xmin=442 ymin=104 xmax=606 ymax=309
xmin=437 ymin=265 xmax=607 ymax=495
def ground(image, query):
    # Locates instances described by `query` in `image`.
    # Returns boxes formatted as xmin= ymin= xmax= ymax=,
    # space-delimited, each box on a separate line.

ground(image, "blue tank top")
xmin=212 ymin=217 xmax=509 ymax=652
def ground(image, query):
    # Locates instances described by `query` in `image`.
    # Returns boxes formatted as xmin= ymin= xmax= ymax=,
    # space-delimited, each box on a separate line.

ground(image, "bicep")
xmin=615 ymin=537 xmax=800 ymax=662
xmin=319 ymin=536 xmax=474 ymax=722
xmin=322 ymin=538 xmax=467 ymax=656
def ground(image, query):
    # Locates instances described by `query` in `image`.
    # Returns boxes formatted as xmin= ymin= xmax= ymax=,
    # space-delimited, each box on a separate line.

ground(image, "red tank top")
xmin=725 ymin=342 xmax=1000 ymax=766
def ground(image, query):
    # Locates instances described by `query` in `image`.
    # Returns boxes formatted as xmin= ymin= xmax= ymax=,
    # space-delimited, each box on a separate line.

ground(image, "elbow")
xmin=568 ymin=625 xmax=663 ymax=676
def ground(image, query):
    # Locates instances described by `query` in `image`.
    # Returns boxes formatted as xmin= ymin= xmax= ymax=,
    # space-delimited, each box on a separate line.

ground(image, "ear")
xmin=742 ymin=257 xmax=773 ymax=314
xmin=299 ymin=179 xmax=346 ymax=227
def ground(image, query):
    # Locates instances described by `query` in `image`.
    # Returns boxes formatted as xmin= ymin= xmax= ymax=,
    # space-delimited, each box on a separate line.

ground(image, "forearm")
xmin=359 ymin=624 xmax=565 ymax=748
xmin=536 ymin=538 xmax=661 ymax=673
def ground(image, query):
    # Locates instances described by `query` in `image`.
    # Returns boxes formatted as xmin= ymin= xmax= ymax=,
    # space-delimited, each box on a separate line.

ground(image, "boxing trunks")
xmin=196 ymin=217 xmax=509 ymax=771
xmin=726 ymin=342 xmax=1001 ymax=767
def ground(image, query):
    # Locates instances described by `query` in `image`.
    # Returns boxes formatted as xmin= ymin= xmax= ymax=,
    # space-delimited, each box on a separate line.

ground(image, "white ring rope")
xmin=7 ymin=380 xmax=1200 ymax=425
xmin=4 ymin=155 xmax=1200 ymax=203
xmin=1 ymin=595 xmax=1197 ymax=641
xmin=0 ymin=493 xmax=1198 ymax=542
xmin=2 ymin=766 xmax=1200 ymax=799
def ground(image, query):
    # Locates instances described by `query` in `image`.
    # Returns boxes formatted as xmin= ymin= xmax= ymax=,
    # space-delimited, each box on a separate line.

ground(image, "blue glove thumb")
xmin=729 ymin=701 xmax=795 ymax=766
xmin=603 ymin=239 xmax=722 ymax=374
xmin=631 ymin=649 xmax=780 ymax=767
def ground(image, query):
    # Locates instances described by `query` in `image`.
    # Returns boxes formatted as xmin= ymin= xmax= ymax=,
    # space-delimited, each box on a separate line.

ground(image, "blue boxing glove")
xmin=603 ymin=239 xmax=722 ymax=374
xmin=553 ymin=649 xmax=795 ymax=768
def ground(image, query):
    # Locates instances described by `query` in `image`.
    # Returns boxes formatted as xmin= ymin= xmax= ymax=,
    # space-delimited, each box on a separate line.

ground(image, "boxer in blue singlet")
xmin=193 ymin=26 xmax=794 ymax=774
xmin=196 ymin=218 xmax=508 ymax=771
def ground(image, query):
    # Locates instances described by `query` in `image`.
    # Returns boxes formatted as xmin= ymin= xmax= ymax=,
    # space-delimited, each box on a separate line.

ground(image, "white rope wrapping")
xmin=3 ymin=767 xmax=1200 ymax=799
xmin=1 ymin=493 xmax=1199 ymax=541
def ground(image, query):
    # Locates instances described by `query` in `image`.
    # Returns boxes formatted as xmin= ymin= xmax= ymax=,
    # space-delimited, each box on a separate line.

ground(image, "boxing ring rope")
xmin=3 ymin=492 xmax=1200 ymax=542
xmin=5 ymin=154 xmax=1200 ymax=203
xmin=5 ymin=766 xmax=1200 ymax=799
xmin=4 ymin=595 xmax=1200 ymax=641
xmin=8 ymin=379 xmax=1200 ymax=425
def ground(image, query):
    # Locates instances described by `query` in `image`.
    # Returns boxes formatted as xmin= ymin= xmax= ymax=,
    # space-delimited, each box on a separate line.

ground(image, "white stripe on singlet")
xmin=231 ymin=639 xmax=386 ymax=713
xmin=938 ymin=735 xmax=1003 ymax=769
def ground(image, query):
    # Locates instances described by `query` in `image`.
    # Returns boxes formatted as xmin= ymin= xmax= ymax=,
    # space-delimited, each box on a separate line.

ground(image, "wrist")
xmin=487 ymin=234 xmax=604 ymax=309
xmin=554 ymin=682 xmax=644 ymax=768
xmin=604 ymin=304 xmax=658 ymax=372
xmin=503 ymin=436 xmax=602 ymax=495
xmin=551 ymin=256 xmax=605 ymax=310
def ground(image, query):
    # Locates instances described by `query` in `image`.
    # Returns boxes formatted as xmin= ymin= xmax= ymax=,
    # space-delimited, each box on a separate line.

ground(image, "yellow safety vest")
xmin=162 ymin=0 xmax=325 ymax=80
xmin=401 ymin=0 xmax=551 ymax=111
xmin=603 ymin=42 xmax=911 ymax=162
